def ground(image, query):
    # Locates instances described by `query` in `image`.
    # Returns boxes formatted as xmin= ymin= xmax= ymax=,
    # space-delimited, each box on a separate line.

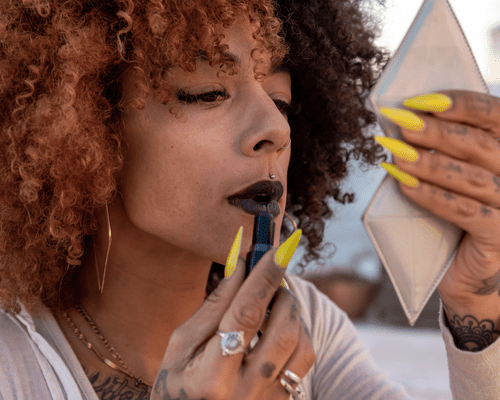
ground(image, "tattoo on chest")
xmin=82 ymin=366 xmax=151 ymax=400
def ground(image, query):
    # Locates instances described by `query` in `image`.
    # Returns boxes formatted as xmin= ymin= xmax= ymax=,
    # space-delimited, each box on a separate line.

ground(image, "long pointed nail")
xmin=380 ymin=107 xmax=425 ymax=132
xmin=275 ymin=229 xmax=302 ymax=269
xmin=375 ymin=136 xmax=419 ymax=162
xmin=381 ymin=163 xmax=419 ymax=188
xmin=403 ymin=93 xmax=452 ymax=113
xmin=224 ymin=226 xmax=243 ymax=279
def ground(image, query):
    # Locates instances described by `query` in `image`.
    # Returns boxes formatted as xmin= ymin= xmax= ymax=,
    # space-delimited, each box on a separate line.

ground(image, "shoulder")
xmin=0 ymin=308 xmax=54 ymax=398
xmin=285 ymin=274 xmax=349 ymax=329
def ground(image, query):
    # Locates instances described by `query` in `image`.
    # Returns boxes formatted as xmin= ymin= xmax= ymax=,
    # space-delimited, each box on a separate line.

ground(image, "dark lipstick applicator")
xmin=245 ymin=210 xmax=275 ymax=278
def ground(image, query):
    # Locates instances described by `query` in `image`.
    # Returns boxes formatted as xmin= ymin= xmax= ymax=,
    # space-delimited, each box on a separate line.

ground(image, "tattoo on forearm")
xmin=154 ymin=369 xmax=207 ymax=400
xmin=474 ymin=269 xmax=500 ymax=296
xmin=260 ymin=362 xmax=276 ymax=378
xmin=446 ymin=314 xmax=500 ymax=352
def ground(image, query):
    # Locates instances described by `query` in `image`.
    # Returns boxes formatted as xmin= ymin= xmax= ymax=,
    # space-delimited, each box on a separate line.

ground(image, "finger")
xmin=393 ymin=150 xmax=500 ymax=208
xmin=202 ymin=249 xmax=285 ymax=370
xmin=242 ymin=288 xmax=315 ymax=393
xmin=168 ymin=257 xmax=246 ymax=361
xmin=397 ymin=178 xmax=500 ymax=241
xmin=395 ymin=113 xmax=500 ymax=176
xmin=404 ymin=91 xmax=500 ymax=136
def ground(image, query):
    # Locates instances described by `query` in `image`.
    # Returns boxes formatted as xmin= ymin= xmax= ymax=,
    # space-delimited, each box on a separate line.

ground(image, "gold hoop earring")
xmin=94 ymin=203 xmax=112 ymax=294
xmin=283 ymin=211 xmax=297 ymax=234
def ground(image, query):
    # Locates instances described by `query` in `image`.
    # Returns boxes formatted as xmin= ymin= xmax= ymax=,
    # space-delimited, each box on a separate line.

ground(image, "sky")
xmin=373 ymin=0 xmax=500 ymax=83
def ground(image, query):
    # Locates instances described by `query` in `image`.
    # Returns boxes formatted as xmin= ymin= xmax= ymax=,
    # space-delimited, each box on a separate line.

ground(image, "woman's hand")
xmin=150 ymin=229 xmax=316 ymax=399
xmin=378 ymin=91 xmax=500 ymax=351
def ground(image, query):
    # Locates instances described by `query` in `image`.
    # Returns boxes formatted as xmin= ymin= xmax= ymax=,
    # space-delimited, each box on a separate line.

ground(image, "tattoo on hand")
xmin=443 ymin=191 xmax=456 ymax=200
xmin=444 ymin=162 xmax=462 ymax=173
xmin=446 ymin=125 xmax=468 ymax=136
xmin=480 ymin=205 xmax=493 ymax=217
xmin=446 ymin=314 xmax=500 ymax=352
xmin=260 ymin=362 xmax=276 ymax=378
xmin=494 ymin=175 xmax=500 ymax=193
xmin=290 ymin=301 xmax=299 ymax=321
xmin=475 ymin=269 xmax=500 ymax=296
xmin=474 ymin=95 xmax=493 ymax=115
xmin=154 ymin=370 xmax=207 ymax=400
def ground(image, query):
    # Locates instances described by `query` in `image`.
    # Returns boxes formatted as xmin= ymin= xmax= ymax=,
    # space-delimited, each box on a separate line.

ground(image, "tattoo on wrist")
xmin=474 ymin=269 xmax=500 ymax=296
xmin=443 ymin=304 xmax=500 ymax=352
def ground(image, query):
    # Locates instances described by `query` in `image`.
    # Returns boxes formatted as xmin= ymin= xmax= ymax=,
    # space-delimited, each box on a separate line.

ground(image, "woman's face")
xmin=118 ymin=18 xmax=292 ymax=265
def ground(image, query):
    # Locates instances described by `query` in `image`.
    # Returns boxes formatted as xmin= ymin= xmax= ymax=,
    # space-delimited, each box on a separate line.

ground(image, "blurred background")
xmin=287 ymin=1 xmax=500 ymax=398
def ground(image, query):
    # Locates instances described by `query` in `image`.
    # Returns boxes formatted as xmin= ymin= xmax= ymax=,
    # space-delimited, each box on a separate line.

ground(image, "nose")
xmin=238 ymin=86 xmax=291 ymax=156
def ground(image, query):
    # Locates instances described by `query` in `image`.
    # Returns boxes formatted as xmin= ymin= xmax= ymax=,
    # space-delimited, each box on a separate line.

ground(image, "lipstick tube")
xmin=245 ymin=210 xmax=275 ymax=278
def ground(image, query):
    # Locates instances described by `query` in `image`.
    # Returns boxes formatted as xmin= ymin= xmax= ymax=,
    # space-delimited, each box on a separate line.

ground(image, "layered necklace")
xmin=62 ymin=304 xmax=153 ymax=390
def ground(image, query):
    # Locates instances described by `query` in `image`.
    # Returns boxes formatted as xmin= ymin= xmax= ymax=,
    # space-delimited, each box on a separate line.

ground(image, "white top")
xmin=0 ymin=275 xmax=499 ymax=399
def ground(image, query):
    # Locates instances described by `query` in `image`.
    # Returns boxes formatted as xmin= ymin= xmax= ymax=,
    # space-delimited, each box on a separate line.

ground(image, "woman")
xmin=0 ymin=0 xmax=499 ymax=399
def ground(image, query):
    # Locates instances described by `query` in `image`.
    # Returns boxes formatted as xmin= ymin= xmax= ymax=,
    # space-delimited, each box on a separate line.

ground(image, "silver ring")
xmin=281 ymin=369 xmax=302 ymax=385
xmin=280 ymin=378 xmax=305 ymax=400
xmin=216 ymin=330 xmax=245 ymax=356
xmin=281 ymin=137 xmax=291 ymax=149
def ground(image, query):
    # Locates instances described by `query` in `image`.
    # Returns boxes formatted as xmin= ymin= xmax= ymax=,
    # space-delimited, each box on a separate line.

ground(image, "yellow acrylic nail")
xmin=275 ymin=229 xmax=302 ymax=269
xmin=280 ymin=278 xmax=289 ymax=289
xmin=381 ymin=162 xmax=419 ymax=188
xmin=224 ymin=226 xmax=243 ymax=279
xmin=380 ymin=107 xmax=425 ymax=132
xmin=375 ymin=136 xmax=419 ymax=162
xmin=403 ymin=93 xmax=452 ymax=113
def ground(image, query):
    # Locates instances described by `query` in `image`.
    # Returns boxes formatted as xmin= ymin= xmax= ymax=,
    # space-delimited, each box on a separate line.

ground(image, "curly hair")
xmin=0 ymin=0 xmax=388 ymax=315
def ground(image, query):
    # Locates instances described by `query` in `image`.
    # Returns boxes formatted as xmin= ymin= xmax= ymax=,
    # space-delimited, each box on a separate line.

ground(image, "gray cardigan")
xmin=0 ymin=275 xmax=499 ymax=399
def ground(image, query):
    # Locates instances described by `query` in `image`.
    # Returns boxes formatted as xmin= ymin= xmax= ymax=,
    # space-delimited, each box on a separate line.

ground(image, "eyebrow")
xmin=198 ymin=50 xmax=288 ymax=75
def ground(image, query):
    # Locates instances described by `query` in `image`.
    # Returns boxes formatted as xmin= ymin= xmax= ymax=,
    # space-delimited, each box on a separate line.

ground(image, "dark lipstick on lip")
xmin=245 ymin=210 xmax=275 ymax=278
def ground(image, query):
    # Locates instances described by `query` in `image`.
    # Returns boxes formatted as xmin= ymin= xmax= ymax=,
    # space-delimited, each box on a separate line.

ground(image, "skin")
xmin=392 ymin=91 xmax=500 ymax=351
xmin=54 ymin=17 xmax=315 ymax=399
xmin=50 ymin=13 xmax=500 ymax=400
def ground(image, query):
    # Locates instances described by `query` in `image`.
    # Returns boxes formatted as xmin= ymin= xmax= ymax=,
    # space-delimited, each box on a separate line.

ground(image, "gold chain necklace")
xmin=62 ymin=304 xmax=153 ymax=390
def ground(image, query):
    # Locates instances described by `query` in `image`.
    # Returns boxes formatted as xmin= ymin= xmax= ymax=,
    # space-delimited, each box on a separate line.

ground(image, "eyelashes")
xmin=176 ymin=89 xmax=229 ymax=104
xmin=273 ymin=99 xmax=301 ymax=116
xmin=176 ymin=89 xmax=301 ymax=116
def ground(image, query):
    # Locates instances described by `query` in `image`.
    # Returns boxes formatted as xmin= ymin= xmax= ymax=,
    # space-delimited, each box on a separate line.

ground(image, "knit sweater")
xmin=0 ymin=275 xmax=499 ymax=399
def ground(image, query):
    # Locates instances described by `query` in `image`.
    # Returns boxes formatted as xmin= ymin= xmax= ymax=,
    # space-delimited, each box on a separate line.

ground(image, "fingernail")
xmin=224 ymin=226 xmax=243 ymax=279
xmin=275 ymin=229 xmax=302 ymax=269
xmin=380 ymin=107 xmax=425 ymax=132
xmin=375 ymin=136 xmax=419 ymax=162
xmin=403 ymin=93 xmax=452 ymax=113
xmin=381 ymin=162 xmax=419 ymax=188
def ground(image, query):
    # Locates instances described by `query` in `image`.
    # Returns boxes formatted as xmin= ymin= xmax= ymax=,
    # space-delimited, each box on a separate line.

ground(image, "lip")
xmin=227 ymin=180 xmax=284 ymax=218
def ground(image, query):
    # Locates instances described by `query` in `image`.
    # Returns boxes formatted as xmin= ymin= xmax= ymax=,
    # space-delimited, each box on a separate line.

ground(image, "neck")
xmin=70 ymin=207 xmax=214 ymax=386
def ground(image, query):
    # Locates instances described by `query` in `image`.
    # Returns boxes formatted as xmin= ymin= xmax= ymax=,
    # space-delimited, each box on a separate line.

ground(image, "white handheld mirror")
xmin=362 ymin=0 xmax=489 ymax=325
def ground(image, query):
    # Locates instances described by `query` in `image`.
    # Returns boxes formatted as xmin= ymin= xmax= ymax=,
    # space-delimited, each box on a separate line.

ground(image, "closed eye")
xmin=273 ymin=99 xmax=301 ymax=116
xmin=176 ymin=89 xmax=229 ymax=104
